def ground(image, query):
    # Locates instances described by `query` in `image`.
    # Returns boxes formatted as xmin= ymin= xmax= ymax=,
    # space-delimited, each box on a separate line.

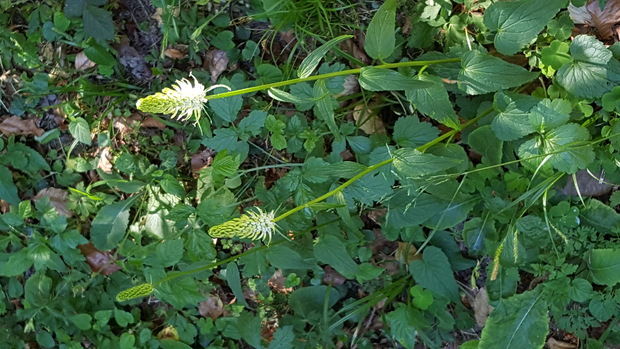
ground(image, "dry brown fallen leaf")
xmin=34 ymin=188 xmax=72 ymax=217
xmin=352 ymin=99 xmax=386 ymax=135
xmin=198 ymin=295 xmax=225 ymax=320
xmin=204 ymin=49 xmax=229 ymax=83
xmin=473 ymin=287 xmax=493 ymax=327
xmin=268 ymin=269 xmax=295 ymax=293
xmin=322 ymin=266 xmax=346 ymax=286
xmin=75 ymin=51 xmax=96 ymax=71
xmin=113 ymin=117 xmax=133 ymax=138
xmin=77 ymin=242 xmax=121 ymax=276
xmin=0 ymin=116 xmax=45 ymax=137
xmin=547 ymin=337 xmax=578 ymax=349
xmin=98 ymin=147 xmax=113 ymax=174
xmin=164 ymin=48 xmax=186 ymax=60
xmin=569 ymin=0 xmax=620 ymax=40
xmin=395 ymin=242 xmax=422 ymax=265
xmin=191 ymin=149 xmax=214 ymax=173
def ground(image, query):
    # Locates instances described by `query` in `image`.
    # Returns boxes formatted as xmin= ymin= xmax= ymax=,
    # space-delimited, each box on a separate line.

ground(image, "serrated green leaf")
xmin=568 ymin=278 xmax=592 ymax=302
xmin=64 ymin=0 xmax=85 ymax=18
xmin=83 ymin=5 xmax=114 ymax=42
xmin=155 ymin=239 xmax=184 ymax=268
xmin=209 ymin=89 xmax=242 ymax=123
xmin=484 ymin=0 xmax=566 ymax=55
xmin=392 ymin=148 xmax=462 ymax=178
xmin=0 ymin=249 xmax=32 ymax=277
xmin=405 ymin=74 xmax=460 ymax=128
xmin=458 ymin=51 xmax=538 ymax=95
xmin=69 ymin=117 xmax=91 ymax=145
xmin=90 ymin=195 xmax=140 ymax=250
xmin=479 ymin=289 xmax=549 ymax=349
xmin=237 ymin=312 xmax=263 ymax=348
xmin=359 ymin=67 xmax=432 ymax=91
xmin=364 ymin=0 xmax=397 ymax=60
xmin=393 ymin=116 xmax=439 ymax=149
xmin=314 ymin=235 xmax=359 ymax=279
xmin=556 ymin=35 xmax=617 ymax=98
xmin=410 ymin=247 xmax=459 ymax=301
xmin=385 ymin=306 xmax=426 ymax=349
xmin=490 ymin=92 xmax=538 ymax=141
xmin=298 ymin=35 xmax=352 ymax=78
xmin=528 ymin=98 xmax=571 ymax=131
xmin=269 ymin=326 xmax=295 ymax=349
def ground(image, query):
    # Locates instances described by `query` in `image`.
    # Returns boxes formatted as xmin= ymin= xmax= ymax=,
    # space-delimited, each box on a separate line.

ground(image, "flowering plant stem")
xmin=204 ymin=58 xmax=461 ymax=101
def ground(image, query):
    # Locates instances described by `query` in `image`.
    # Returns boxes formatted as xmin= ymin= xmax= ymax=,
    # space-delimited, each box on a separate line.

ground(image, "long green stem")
xmin=274 ymin=107 xmax=493 ymax=222
xmin=205 ymin=58 xmax=461 ymax=101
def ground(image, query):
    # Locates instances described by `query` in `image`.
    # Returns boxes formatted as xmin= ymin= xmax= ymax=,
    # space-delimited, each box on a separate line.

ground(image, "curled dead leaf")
xmin=198 ymin=295 xmax=225 ymax=320
xmin=140 ymin=117 xmax=167 ymax=130
xmin=546 ymin=337 xmax=577 ymax=349
xmin=113 ymin=117 xmax=133 ymax=138
xmin=0 ymin=116 xmax=45 ymax=137
xmin=75 ymin=51 xmax=96 ymax=71
xmin=569 ymin=0 xmax=620 ymax=40
xmin=34 ymin=188 xmax=72 ymax=217
xmin=98 ymin=147 xmax=113 ymax=174
xmin=352 ymin=98 xmax=386 ymax=135
xmin=77 ymin=242 xmax=121 ymax=276
xmin=473 ymin=287 xmax=493 ymax=327
xmin=204 ymin=50 xmax=229 ymax=83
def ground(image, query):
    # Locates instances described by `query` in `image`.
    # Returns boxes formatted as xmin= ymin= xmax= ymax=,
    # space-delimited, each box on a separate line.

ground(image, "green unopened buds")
xmin=208 ymin=208 xmax=277 ymax=243
xmin=116 ymin=283 xmax=154 ymax=302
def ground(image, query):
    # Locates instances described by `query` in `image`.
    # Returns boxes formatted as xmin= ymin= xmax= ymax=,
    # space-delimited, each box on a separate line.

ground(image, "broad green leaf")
xmin=385 ymin=306 xmax=426 ymax=349
xmin=484 ymin=0 xmax=566 ymax=55
xmin=154 ymin=239 xmax=184 ymax=267
xmin=237 ymin=312 xmax=263 ymax=348
xmin=528 ymin=98 xmax=571 ymax=131
xmin=24 ymin=272 xmax=52 ymax=308
xmin=479 ymin=289 xmax=549 ymax=349
xmin=314 ymin=235 xmax=359 ymax=279
xmin=0 ymin=249 xmax=33 ymax=277
xmin=90 ymin=195 xmax=140 ymax=250
xmin=64 ymin=0 xmax=85 ymax=18
xmin=392 ymin=148 xmax=462 ymax=178
xmin=490 ymin=92 xmax=538 ymax=141
xmin=159 ymin=340 xmax=192 ymax=349
xmin=0 ymin=165 xmax=19 ymax=205
xmin=36 ymin=330 xmax=55 ymax=348
xmin=268 ymin=88 xmax=311 ymax=105
xmin=602 ymin=86 xmax=620 ymax=112
xmin=556 ymin=35 xmax=617 ymax=98
xmin=114 ymin=308 xmax=134 ymax=327
xmin=410 ymin=285 xmax=434 ymax=310
xmin=541 ymin=40 xmax=572 ymax=70
xmin=393 ymin=116 xmax=439 ymax=149
xmin=209 ymin=88 xmax=242 ymax=123
xmin=68 ymin=117 xmax=91 ymax=145
xmin=588 ymin=249 xmax=620 ymax=286
xmin=224 ymin=262 xmax=248 ymax=307
xmin=568 ymin=278 xmax=593 ymax=302
xmin=298 ymin=35 xmax=352 ymax=78
xmin=364 ymin=0 xmax=397 ymax=61
xmin=84 ymin=43 xmax=116 ymax=66
xmin=69 ymin=314 xmax=92 ymax=330
xmin=589 ymin=296 xmax=616 ymax=322
xmin=458 ymin=51 xmax=538 ymax=95
xmin=580 ymin=198 xmax=620 ymax=233
xmin=359 ymin=67 xmax=432 ymax=91
xmin=83 ymin=5 xmax=114 ymax=42
xmin=288 ymin=285 xmax=341 ymax=318
xmin=267 ymin=245 xmax=314 ymax=269
xmin=405 ymin=74 xmax=460 ymax=128
xmin=468 ymin=125 xmax=503 ymax=165
xmin=518 ymin=123 xmax=594 ymax=174
xmin=269 ymin=326 xmax=295 ymax=349
xmin=410 ymin=247 xmax=459 ymax=301
xmin=421 ymin=194 xmax=478 ymax=230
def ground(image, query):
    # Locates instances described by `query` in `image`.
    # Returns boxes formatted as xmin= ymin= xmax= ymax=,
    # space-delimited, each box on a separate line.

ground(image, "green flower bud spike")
xmin=136 ymin=73 xmax=230 ymax=122
xmin=116 ymin=283 xmax=154 ymax=302
xmin=208 ymin=208 xmax=277 ymax=244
